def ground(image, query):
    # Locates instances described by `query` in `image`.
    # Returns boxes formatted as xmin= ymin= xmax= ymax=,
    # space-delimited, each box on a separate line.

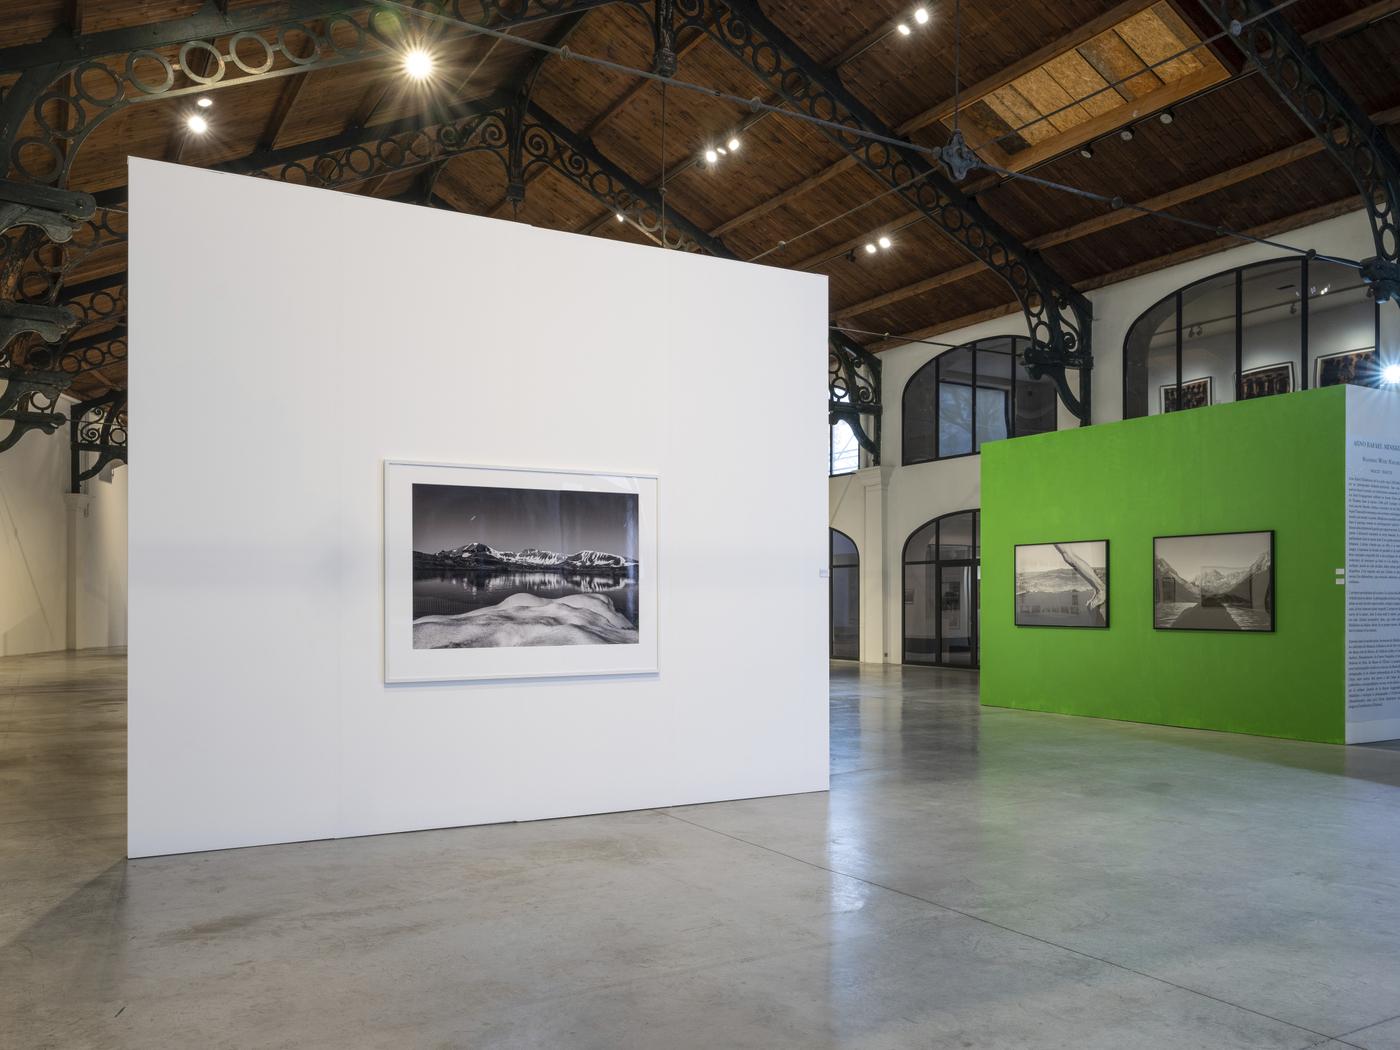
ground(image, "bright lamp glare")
xmin=186 ymin=114 xmax=209 ymax=134
xmin=864 ymin=243 xmax=878 ymax=254
xmin=896 ymin=22 xmax=911 ymax=35
xmin=195 ymin=96 xmax=213 ymax=108
xmin=914 ymin=7 xmax=930 ymax=23
xmin=705 ymin=148 xmax=719 ymax=163
xmin=615 ymin=212 xmax=625 ymax=223
xmin=727 ymin=136 xmax=741 ymax=151
xmin=403 ymin=49 xmax=434 ymax=80
xmin=1382 ymin=363 xmax=1400 ymax=385
xmin=878 ymin=235 xmax=892 ymax=249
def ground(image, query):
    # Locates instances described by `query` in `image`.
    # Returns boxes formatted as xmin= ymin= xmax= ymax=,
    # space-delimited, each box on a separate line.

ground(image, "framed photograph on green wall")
xmin=1014 ymin=541 xmax=1109 ymax=628
xmin=1153 ymin=531 xmax=1274 ymax=632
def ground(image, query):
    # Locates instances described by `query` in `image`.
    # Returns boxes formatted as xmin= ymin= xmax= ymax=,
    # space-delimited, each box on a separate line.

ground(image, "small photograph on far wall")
xmin=1161 ymin=377 xmax=1212 ymax=414
xmin=1314 ymin=347 xmax=1377 ymax=388
xmin=1014 ymin=541 xmax=1109 ymax=628
xmin=1239 ymin=362 xmax=1294 ymax=400
xmin=1154 ymin=531 xmax=1273 ymax=632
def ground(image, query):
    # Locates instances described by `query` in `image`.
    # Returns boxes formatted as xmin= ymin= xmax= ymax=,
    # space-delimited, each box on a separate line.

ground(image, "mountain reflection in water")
xmin=413 ymin=568 xmax=639 ymax=626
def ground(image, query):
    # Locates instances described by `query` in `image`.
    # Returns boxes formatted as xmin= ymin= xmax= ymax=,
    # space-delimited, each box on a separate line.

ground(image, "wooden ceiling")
xmin=3 ymin=0 xmax=1398 ymax=401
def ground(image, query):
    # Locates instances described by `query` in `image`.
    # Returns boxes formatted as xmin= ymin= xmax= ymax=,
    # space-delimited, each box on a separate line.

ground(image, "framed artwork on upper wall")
xmin=1153 ymin=530 xmax=1273 ymax=632
xmin=1239 ymin=362 xmax=1294 ymax=400
xmin=383 ymin=461 xmax=659 ymax=683
xmin=1161 ymin=376 xmax=1212 ymax=413
xmin=1314 ymin=346 xmax=1378 ymax=388
xmin=1014 ymin=540 xmax=1109 ymax=628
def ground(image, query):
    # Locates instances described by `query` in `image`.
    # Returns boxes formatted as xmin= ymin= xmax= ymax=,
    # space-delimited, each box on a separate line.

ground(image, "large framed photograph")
xmin=1153 ymin=530 xmax=1273 ymax=632
xmin=1160 ymin=376 xmax=1212 ymax=413
xmin=1239 ymin=362 xmax=1294 ymax=400
xmin=1014 ymin=540 xmax=1109 ymax=628
xmin=1314 ymin=347 xmax=1377 ymax=388
xmin=384 ymin=461 xmax=658 ymax=683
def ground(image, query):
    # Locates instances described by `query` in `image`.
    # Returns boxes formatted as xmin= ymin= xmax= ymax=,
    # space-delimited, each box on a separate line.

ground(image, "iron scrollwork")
xmin=1204 ymin=0 xmax=1400 ymax=303
xmin=829 ymin=333 xmax=881 ymax=462
xmin=679 ymin=0 xmax=1094 ymax=423
xmin=69 ymin=389 xmax=127 ymax=493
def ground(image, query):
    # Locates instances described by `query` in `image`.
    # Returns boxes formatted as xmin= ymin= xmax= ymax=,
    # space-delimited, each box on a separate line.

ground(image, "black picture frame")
xmin=1160 ymin=376 xmax=1213 ymax=413
xmin=1238 ymin=361 xmax=1294 ymax=400
xmin=1152 ymin=530 xmax=1275 ymax=633
xmin=1313 ymin=346 xmax=1378 ymax=389
xmin=1013 ymin=539 xmax=1110 ymax=629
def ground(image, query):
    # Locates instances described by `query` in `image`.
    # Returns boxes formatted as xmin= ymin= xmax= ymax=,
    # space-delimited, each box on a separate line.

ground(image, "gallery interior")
xmin=5 ymin=0 xmax=1400 ymax=1046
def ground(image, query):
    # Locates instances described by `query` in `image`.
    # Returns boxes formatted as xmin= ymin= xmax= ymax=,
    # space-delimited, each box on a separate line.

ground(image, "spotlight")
xmin=615 ymin=212 xmax=625 ymax=223
xmin=704 ymin=148 xmax=718 ymax=163
xmin=195 ymin=96 xmax=213 ymax=109
xmin=1383 ymin=363 xmax=1400 ymax=385
xmin=727 ymin=136 xmax=741 ymax=151
xmin=716 ymin=146 xmax=727 ymax=155
xmin=1120 ymin=127 xmax=1135 ymax=142
xmin=1079 ymin=143 xmax=1095 ymax=159
xmin=864 ymin=243 xmax=878 ymax=254
xmin=403 ymin=49 xmax=433 ymax=81
xmin=186 ymin=113 xmax=209 ymax=134
xmin=896 ymin=23 xmax=911 ymax=35
xmin=914 ymin=7 xmax=930 ymax=24
xmin=1159 ymin=108 xmax=1175 ymax=125
xmin=878 ymin=235 xmax=892 ymax=249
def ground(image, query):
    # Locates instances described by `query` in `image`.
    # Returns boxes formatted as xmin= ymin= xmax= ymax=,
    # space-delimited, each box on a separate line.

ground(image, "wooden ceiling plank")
xmin=1303 ymin=0 xmax=1400 ymax=43
xmin=1114 ymin=4 xmax=1203 ymax=81
xmin=1079 ymin=30 xmax=1161 ymax=100
xmin=1041 ymin=52 xmax=1119 ymax=118
xmin=260 ymin=26 xmax=323 ymax=151
xmin=1009 ymin=67 xmax=1092 ymax=134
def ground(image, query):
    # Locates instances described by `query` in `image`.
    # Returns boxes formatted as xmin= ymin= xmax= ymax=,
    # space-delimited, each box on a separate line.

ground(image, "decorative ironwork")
xmin=69 ymin=389 xmax=127 ymax=493
xmin=1205 ymin=0 xmax=1400 ymax=303
xmin=0 ymin=0 xmax=619 ymax=186
xmin=829 ymin=333 xmax=881 ymax=461
xmin=0 ymin=181 xmax=95 ymax=241
xmin=681 ymin=0 xmax=1094 ymax=422
xmin=653 ymin=0 xmax=679 ymax=77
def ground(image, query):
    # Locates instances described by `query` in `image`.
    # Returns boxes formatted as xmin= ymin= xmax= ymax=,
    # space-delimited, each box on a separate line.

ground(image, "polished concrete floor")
xmin=5 ymin=652 xmax=1400 ymax=1049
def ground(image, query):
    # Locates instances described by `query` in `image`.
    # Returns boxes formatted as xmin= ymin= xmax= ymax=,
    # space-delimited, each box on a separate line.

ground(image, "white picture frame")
xmin=384 ymin=460 xmax=659 ymax=683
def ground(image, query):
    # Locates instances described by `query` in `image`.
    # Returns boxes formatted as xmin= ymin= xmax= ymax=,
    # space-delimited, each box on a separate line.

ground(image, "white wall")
xmin=835 ymin=208 xmax=1383 ymax=664
xmin=128 ymin=159 xmax=830 ymax=858
xmin=0 ymin=420 xmax=127 ymax=656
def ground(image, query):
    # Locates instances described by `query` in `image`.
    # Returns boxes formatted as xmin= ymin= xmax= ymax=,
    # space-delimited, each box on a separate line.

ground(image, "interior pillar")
xmin=857 ymin=466 xmax=891 ymax=663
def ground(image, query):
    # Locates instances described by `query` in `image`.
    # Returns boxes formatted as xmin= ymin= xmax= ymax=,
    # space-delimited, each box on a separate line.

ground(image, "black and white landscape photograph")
xmin=1014 ymin=541 xmax=1109 ymax=628
xmin=1153 ymin=531 xmax=1273 ymax=631
xmin=410 ymin=483 xmax=640 ymax=649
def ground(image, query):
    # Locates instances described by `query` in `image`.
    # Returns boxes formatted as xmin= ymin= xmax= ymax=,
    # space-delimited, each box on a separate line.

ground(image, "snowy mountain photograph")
xmin=1153 ymin=531 xmax=1274 ymax=631
xmin=410 ymin=482 xmax=640 ymax=649
xmin=1015 ymin=540 xmax=1109 ymax=628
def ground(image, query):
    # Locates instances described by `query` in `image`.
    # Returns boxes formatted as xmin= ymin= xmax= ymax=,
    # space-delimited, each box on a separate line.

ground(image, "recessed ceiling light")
xmin=1159 ymin=108 xmax=1175 ymax=125
xmin=186 ymin=114 xmax=209 ymax=134
xmin=615 ymin=213 xmax=625 ymax=223
xmin=1120 ymin=127 xmax=1135 ymax=142
xmin=864 ymin=243 xmax=878 ymax=254
xmin=727 ymin=136 xmax=740 ymax=152
xmin=878 ymin=235 xmax=892 ymax=249
xmin=403 ymin=49 xmax=433 ymax=81
xmin=1079 ymin=144 xmax=1094 ymax=159
xmin=896 ymin=23 xmax=911 ymax=36
xmin=716 ymin=146 xmax=727 ymax=155
xmin=195 ymin=96 xmax=212 ymax=109
xmin=914 ymin=7 xmax=930 ymax=24
xmin=704 ymin=148 xmax=718 ymax=163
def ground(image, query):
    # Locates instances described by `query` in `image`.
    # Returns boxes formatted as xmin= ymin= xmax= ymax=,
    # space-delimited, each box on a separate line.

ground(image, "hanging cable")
xmin=747 ymin=169 xmax=934 ymax=263
xmin=951 ymin=0 xmax=962 ymax=135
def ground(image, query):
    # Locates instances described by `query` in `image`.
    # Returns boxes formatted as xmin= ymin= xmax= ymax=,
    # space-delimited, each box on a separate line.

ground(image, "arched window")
xmin=830 ymin=529 xmax=859 ymax=660
xmin=903 ymin=335 xmax=1058 ymax=465
xmin=903 ymin=510 xmax=979 ymax=668
xmin=1123 ymin=256 xmax=1381 ymax=418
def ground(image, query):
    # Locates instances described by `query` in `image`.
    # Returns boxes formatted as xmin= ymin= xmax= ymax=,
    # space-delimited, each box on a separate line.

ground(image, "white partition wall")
xmin=127 ymin=159 xmax=829 ymax=858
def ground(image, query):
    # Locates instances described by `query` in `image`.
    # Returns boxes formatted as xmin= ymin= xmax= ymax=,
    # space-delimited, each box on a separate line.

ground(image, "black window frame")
xmin=901 ymin=509 xmax=981 ymax=669
xmin=829 ymin=528 xmax=859 ymax=660
xmin=1122 ymin=256 xmax=1383 ymax=419
xmin=902 ymin=335 xmax=1053 ymax=466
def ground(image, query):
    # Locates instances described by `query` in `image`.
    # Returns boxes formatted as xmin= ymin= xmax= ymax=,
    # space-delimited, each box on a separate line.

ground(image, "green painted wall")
xmin=980 ymin=386 xmax=1346 ymax=743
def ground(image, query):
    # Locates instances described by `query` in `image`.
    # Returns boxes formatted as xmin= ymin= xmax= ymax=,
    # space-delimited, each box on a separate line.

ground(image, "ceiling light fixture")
xmin=1159 ymin=108 xmax=1175 ymax=125
xmin=195 ymin=96 xmax=213 ymax=109
xmin=704 ymin=148 xmax=719 ymax=163
xmin=1120 ymin=127 xmax=1135 ymax=142
xmin=878 ymin=235 xmax=892 ymax=250
xmin=914 ymin=7 xmax=930 ymax=24
xmin=403 ymin=49 xmax=434 ymax=81
xmin=716 ymin=146 xmax=727 ymax=155
xmin=1079 ymin=144 xmax=1094 ymax=159
xmin=896 ymin=22 xmax=911 ymax=36
xmin=1382 ymin=363 xmax=1400 ymax=385
xmin=727 ymin=136 xmax=741 ymax=152
xmin=864 ymin=243 xmax=878 ymax=254
xmin=615 ymin=212 xmax=625 ymax=223
xmin=186 ymin=113 xmax=209 ymax=134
